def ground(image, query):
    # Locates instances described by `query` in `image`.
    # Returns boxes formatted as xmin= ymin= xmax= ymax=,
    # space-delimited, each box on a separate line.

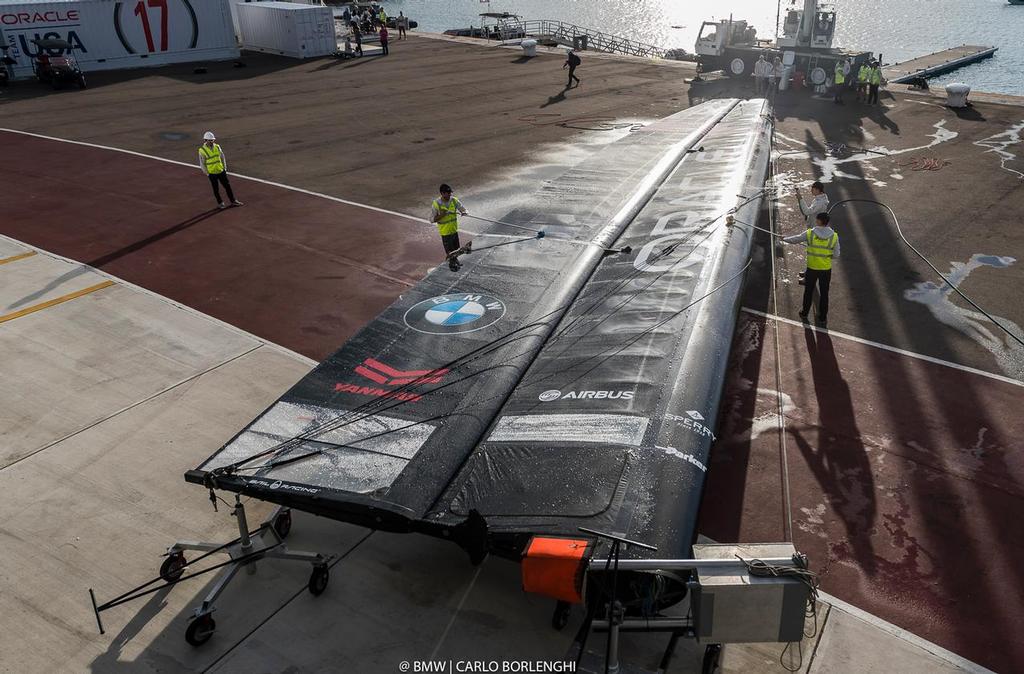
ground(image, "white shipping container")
xmin=0 ymin=0 xmax=240 ymax=79
xmin=237 ymin=1 xmax=334 ymax=60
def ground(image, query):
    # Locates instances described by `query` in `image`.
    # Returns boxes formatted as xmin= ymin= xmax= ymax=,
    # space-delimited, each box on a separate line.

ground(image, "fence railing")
xmin=495 ymin=19 xmax=681 ymax=59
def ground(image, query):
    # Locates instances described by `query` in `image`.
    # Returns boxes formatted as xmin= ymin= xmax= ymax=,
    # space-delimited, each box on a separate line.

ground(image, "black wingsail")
xmin=432 ymin=100 xmax=772 ymax=565
xmin=187 ymin=100 xmax=743 ymax=536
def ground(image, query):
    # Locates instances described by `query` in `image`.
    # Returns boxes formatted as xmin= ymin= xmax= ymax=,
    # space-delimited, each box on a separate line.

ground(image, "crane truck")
xmin=694 ymin=0 xmax=872 ymax=89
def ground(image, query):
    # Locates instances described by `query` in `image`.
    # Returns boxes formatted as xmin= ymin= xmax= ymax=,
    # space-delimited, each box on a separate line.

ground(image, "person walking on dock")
xmin=564 ymin=48 xmax=581 ymax=87
xmin=770 ymin=56 xmax=784 ymax=98
xmin=784 ymin=212 xmax=840 ymax=325
xmin=432 ymin=184 xmax=468 ymax=271
xmin=867 ymin=61 xmax=882 ymax=105
xmin=379 ymin=25 xmax=390 ymax=55
xmin=198 ymin=132 xmax=242 ymax=209
xmin=350 ymin=22 xmax=363 ymax=56
xmin=794 ymin=181 xmax=829 ymax=285
xmin=832 ymin=61 xmax=846 ymax=104
xmin=796 ymin=181 xmax=829 ymax=227
xmin=753 ymin=53 xmax=768 ymax=95
xmin=397 ymin=12 xmax=408 ymax=39
xmin=856 ymin=61 xmax=869 ymax=102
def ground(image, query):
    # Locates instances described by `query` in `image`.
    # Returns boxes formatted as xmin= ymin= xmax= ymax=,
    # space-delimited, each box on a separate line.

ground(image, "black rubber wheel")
xmin=551 ymin=601 xmax=571 ymax=630
xmin=160 ymin=552 xmax=186 ymax=582
xmin=701 ymin=644 xmax=722 ymax=674
xmin=185 ymin=614 xmax=216 ymax=647
xmin=273 ymin=510 xmax=292 ymax=539
xmin=308 ymin=565 xmax=329 ymax=596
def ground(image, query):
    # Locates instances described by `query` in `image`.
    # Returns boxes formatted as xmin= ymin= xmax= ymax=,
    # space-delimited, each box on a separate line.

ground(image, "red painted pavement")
xmin=0 ymin=131 xmax=440 ymax=360
xmin=4 ymin=133 xmax=1020 ymax=671
xmin=699 ymin=313 xmax=1024 ymax=673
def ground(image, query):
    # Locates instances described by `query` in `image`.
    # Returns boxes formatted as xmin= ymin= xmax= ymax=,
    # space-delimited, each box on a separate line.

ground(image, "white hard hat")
xmin=203 ymin=131 xmax=216 ymax=141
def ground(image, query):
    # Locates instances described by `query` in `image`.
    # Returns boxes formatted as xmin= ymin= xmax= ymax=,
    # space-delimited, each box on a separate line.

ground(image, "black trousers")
xmin=441 ymin=232 xmax=461 ymax=269
xmin=802 ymin=268 xmax=832 ymax=319
xmin=381 ymin=41 xmax=389 ymax=55
xmin=868 ymin=83 xmax=880 ymax=104
xmin=208 ymin=172 xmax=235 ymax=204
xmin=567 ymin=66 xmax=579 ymax=86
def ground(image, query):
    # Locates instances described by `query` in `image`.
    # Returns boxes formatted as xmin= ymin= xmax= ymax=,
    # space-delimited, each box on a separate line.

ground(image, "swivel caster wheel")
xmin=160 ymin=552 xmax=187 ymax=582
xmin=702 ymin=644 xmax=722 ymax=674
xmin=185 ymin=614 xmax=216 ymax=647
xmin=551 ymin=600 xmax=571 ymax=630
xmin=308 ymin=564 xmax=330 ymax=596
xmin=272 ymin=509 xmax=292 ymax=539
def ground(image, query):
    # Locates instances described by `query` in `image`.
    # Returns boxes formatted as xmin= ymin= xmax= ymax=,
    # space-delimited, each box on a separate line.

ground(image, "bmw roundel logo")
xmin=404 ymin=293 xmax=506 ymax=335
xmin=538 ymin=390 xmax=561 ymax=402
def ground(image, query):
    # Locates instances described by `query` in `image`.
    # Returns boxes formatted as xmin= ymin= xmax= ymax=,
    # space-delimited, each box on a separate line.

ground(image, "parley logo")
xmin=538 ymin=390 xmax=635 ymax=401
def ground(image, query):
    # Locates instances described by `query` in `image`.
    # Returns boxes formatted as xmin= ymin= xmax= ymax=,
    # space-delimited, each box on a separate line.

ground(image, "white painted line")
xmin=741 ymin=307 xmax=1024 ymax=388
xmin=0 ymin=127 xmax=428 ymax=226
xmin=816 ymin=590 xmax=998 ymax=674
xmin=0 ymin=233 xmax=318 ymax=368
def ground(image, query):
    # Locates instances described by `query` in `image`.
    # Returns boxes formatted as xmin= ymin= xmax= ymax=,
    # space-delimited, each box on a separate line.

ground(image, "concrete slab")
xmin=0 ymin=277 xmax=259 ymax=466
xmin=0 ymin=238 xmax=30 ymax=260
xmin=808 ymin=606 xmax=977 ymax=673
xmin=0 ymin=251 xmax=109 ymax=313
xmin=0 ymin=346 xmax=346 ymax=673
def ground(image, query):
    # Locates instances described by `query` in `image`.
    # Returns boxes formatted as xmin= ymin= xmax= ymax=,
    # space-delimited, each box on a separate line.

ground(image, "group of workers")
xmin=427 ymin=180 xmax=840 ymax=324
xmin=834 ymin=58 xmax=883 ymax=105
xmin=197 ymin=136 xmax=839 ymax=324
xmin=754 ymin=54 xmax=785 ymax=96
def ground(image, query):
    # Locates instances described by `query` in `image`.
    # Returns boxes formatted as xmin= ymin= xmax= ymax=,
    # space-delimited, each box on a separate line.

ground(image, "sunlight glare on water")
xmin=382 ymin=0 xmax=1024 ymax=95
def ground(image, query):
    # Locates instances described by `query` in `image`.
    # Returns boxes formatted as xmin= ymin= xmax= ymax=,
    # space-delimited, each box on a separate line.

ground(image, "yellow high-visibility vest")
xmin=433 ymin=197 xmax=461 ymax=236
xmin=869 ymin=67 xmax=881 ymax=85
xmin=806 ymin=230 xmax=839 ymax=270
xmin=199 ymin=144 xmax=225 ymax=174
xmin=858 ymin=65 xmax=869 ymax=83
xmin=833 ymin=64 xmax=845 ymax=85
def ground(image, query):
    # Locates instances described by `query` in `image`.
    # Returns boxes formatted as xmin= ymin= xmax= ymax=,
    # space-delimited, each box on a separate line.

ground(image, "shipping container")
xmin=237 ymin=1 xmax=335 ymax=60
xmin=0 ymin=0 xmax=239 ymax=79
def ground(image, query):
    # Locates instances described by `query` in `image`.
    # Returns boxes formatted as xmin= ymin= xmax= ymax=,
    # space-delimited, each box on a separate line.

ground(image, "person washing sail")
xmin=431 ymin=184 xmax=468 ymax=271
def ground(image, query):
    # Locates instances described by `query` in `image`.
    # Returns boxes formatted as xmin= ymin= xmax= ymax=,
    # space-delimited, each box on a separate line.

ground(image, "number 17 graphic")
xmin=134 ymin=0 xmax=169 ymax=52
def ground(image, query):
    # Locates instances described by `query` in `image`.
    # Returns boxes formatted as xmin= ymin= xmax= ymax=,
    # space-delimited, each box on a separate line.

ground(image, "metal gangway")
xmin=495 ymin=18 xmax=686 ymax=60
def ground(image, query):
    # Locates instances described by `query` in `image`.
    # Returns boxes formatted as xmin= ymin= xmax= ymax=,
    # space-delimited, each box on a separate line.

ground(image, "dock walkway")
xmin=885 ymin=45 xmax=997 ymax=83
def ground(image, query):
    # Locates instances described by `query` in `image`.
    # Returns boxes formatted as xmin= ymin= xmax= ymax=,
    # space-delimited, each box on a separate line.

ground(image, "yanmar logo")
xmin=335 ymin=358 xmax=446 ymax=403
xmin=538 ymin=390 xmax=635 ymax=402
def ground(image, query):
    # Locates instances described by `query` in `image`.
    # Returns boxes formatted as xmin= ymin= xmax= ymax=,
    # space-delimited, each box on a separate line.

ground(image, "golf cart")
xmin=0 ymin=45 xmax=16 ymax=87
xmin=31 ymin=38 xmax=86 ymax=89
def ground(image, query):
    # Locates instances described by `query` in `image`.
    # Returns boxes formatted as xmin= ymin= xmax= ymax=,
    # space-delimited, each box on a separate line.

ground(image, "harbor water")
xmin=382 ymin=0 xmax=1024 ymax=96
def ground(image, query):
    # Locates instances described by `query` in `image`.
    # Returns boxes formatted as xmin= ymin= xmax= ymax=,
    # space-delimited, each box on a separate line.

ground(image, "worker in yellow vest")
xmin=856 ymin=62 xmax=869 ymax=102
xmin=783 ymin=212 xmax=840 ymax=325
xmin=431 ymin=184 xmax=468 ymax=271
xmin=832 ymin=61 xmax=846 ymax=105
xmin=867 ymin=60 xmax=883 ymax=105
xmin=198 ymin=131 xmax=242 ymax=209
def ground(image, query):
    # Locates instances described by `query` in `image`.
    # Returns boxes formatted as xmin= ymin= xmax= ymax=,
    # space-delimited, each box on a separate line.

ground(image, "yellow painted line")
xmin=0 ymin=251 xmax=37 ymax=265
xmin=0 ymin=280 xmax=115 ymax=325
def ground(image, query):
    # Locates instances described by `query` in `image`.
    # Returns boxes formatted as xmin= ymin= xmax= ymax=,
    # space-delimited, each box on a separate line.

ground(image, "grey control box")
xmin=690 ymin=543 xmax=810 ymax=644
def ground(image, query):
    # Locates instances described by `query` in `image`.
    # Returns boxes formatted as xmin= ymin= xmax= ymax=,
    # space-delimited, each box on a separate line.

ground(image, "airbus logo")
xmin=538 ymin=390 xmax=635 ymax=401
